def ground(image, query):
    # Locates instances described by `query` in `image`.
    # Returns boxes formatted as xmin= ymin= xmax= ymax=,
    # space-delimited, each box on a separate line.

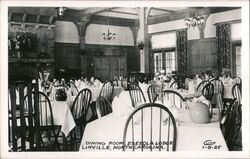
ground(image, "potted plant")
xmin=8 ymin=33 xmax=32 ymax=58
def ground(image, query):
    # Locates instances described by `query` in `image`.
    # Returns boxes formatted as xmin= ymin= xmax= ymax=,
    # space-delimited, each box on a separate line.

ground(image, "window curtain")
xmin=216 ymin=23 xmax=231 ymax=73
xmin=176 ymin=29 xmax=188 ymax=78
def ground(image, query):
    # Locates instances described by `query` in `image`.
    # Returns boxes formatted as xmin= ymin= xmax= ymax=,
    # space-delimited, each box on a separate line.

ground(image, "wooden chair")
xmin=201 ymin=83 xmax=214 ymax=101
xmin=232 ymin=84 xmax=242 ymax=104
xmin=137 ymin=72 xmax=148 ymax=83
xmin=99 ymin=81 xmax=114 ymax=102
xmin=123 ymin=103 xmax=177 ymax=151
xmin=127 ymin=72 xmax=138 ymax=85
xmin=147 ymin=84 xmax=161 ymax=103
xmin=68 ymin=80 xmax=79 ymax=96
xmin=96 ymin=96 xmax=112 ymax=118
xmin=233 ymin=77 xmax=242 ymax=87
xmin=9 ymin=79 xmax=60 ymax=151
xmin=209 ymin=79 xmax=224 ymax=97
xmin=170 ymin=81 xmax=178 ymax=89
xmin=68 ymin=88 xmax=92 ymax=150
xmin=121 ymin=76 xmax=128 ymax=90
xmin=25 ymin=91 xmax=61 ymax=151
xmin=8 ymin=80 xmax=38 ymax=151
xmin=163 ymin=90 xmax=187 ymax=109
xmin=221 ymin=99 xmax=242 ymax=150
xmin=128 ymin=83 xmax=146 ymax=108
xmin=196 ymin=80 xmax=209 ymax=91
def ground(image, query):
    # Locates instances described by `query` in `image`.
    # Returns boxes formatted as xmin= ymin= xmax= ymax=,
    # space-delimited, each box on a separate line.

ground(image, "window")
xmin=153 ymin=50 xmax=176 ymax=74
xmin=151 ymin=31 xmax=177 ymax=74
xmin=165 ymin=51 xmax=176 ymax=73
xmin=232 ymin=44 xmax=241 ymax=77
xmin=154 ymin=53 xmax=162 ymax=73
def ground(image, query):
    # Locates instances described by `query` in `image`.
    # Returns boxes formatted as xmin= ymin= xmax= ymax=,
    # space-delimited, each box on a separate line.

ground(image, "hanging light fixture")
xmin=57 ymin=7 xmax=67 ymax=17
xmin=102 ymin=9 xmax=116 ymax=40
xmin=184 ymin=14 xmax=205 ymax=28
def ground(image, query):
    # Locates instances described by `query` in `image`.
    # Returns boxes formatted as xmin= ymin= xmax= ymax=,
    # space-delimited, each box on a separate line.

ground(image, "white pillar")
xmin=139 ymin=7 xmax=145 ymax=73
xmin=138 ymin=7 xmax=149 ymax=73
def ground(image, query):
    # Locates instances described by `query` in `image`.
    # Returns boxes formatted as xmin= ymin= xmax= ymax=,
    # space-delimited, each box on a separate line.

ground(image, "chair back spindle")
xmin=123 ymin=103 xmax=177 ymax=151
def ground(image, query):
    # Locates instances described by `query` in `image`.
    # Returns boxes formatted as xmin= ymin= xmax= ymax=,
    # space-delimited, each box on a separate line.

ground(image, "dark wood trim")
xmin=148 ymin=7 xmax=240 ymax=25
xmin=90 ymin=15 xmax=139 ymax=27
xmin=9 ymin=58 xmax=54 ymax=63
xmin=214 ymin=19 xmax=241 ymax=26
xmin=84 ymin=44 xmax=135 ymax=51
xmin=151 ymin=7 xmax=175 ymax=13
xmin=109 ymin=10 xmax=138 ymax=16
xmin=150 ymin=28 xmax=187 ymax=36
xmin=231 ymin=40 xmax=242 ymax=45
xmin=54 ymin=42 xmax=80 ymax=46
xmin=9 ymin=21 xmax=55 ymax=28
xmin=152 ymin=47 xmax=176 ymax=52
xmin=9 ymin=7 xmax=57 ymax=17
xmin=188 ymin=37 xmax=216 ymax=42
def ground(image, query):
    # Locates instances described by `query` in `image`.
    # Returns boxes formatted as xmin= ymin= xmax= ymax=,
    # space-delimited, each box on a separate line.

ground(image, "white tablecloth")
xmin=79 ymin=108 xmax=227 ymax=151
xmin=79 ymin=86 xmax=124 ymax=101
xmin=50 ymin=101 xmax=76 ymax=137
xmin=223 ymin=84 xmax=234 ymax=99
xmin=118 ymin=90 xmax=201 ymax=109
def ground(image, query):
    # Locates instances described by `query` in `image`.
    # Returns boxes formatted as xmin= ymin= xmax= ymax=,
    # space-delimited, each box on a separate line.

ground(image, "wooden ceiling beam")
xmin=79 ymin=7 xmax=117 ymax=15
xmin=151 ymin=7 xmax=175 ymax=13
xmin=90 ymin=15 xmax=139 ymax=27
xmin=8 ymin=7 xmax=57 ymax=17
xmin=148 ymin=7 xmax=240 ymax=25
xmin=108 ymin=10 xmax=138 ymax=16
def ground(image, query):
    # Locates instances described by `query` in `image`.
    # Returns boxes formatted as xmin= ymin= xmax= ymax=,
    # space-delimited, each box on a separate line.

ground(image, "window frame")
xmin=152 ymin=47 xmax=176 ymax=74
xmin=231 ymin=41 xmax=241 ymax=77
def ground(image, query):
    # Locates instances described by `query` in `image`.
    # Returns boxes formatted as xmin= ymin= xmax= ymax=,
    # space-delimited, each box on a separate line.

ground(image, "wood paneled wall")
xmin=54 ymin=43 xmax=139 ymax=80
xmin=187 ymin=38 xmax=217 ymax=76
xmin=84 ymin=44 xmax=140 ymax=73
xmin=54 ymin=42 xmax=80 ymax=71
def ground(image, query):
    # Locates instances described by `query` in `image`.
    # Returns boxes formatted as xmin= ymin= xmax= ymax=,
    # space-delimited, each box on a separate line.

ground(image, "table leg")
xmin=89 ymin=102 xmax=98 ymax=122
xmin=63 ymin=133 xmax=67 ymax=151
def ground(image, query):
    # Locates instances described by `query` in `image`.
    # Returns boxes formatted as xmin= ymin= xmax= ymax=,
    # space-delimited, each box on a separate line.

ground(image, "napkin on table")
xmin=112 ymin=96 xmax=133 ymax=116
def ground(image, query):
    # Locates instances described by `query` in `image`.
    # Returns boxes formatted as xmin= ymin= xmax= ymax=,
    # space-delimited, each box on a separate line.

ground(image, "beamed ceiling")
xmin=8 ymin=7 xmax=240 ymax=26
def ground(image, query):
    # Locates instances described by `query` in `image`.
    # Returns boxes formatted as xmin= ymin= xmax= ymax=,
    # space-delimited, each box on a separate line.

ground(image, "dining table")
xmin=79 ymin=107 xmax=228 ymax=151
xmin=77 ymin=85 xmax=124 ymax=102
xmin=79 ymin=87 xmax=228 ymax=151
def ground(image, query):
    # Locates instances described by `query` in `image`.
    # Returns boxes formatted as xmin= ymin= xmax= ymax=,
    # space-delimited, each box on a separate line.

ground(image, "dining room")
xmin=3 ymin=1 xmax=249 ymax=157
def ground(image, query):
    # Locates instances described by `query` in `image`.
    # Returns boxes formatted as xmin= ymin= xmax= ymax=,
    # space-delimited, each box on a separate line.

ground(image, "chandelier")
xmin=102 ymin=9 xmax=116 ymax=40
xmin=184 ymin=15 xmax=205 ymax=28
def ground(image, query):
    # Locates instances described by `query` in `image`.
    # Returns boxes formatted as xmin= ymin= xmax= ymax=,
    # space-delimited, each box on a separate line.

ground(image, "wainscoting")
xmin=187 ymin=38 xmax=218 ymax=76
xmin=54 ymin=43 xmax=139 ymax=81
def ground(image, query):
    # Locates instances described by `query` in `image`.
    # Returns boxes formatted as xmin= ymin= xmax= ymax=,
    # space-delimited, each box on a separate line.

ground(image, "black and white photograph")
xmin=1 ymin=0 xmax=249 ymax=158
